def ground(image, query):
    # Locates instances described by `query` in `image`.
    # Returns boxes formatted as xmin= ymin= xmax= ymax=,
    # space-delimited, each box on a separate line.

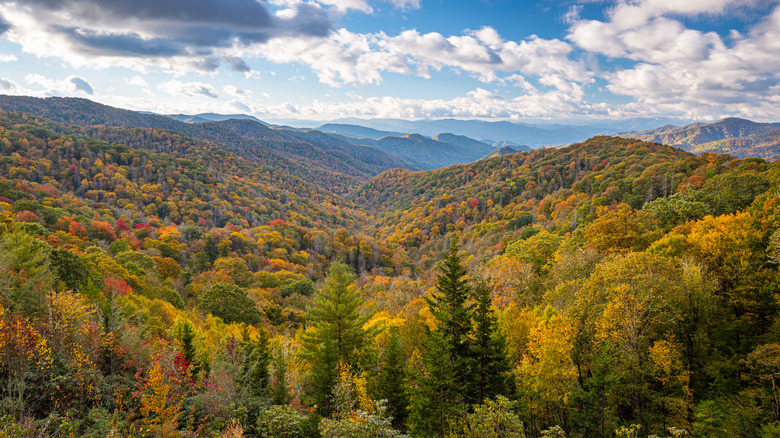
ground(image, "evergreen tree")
xmin=242 ymin=329 xmax=270 ymax=399
xmin=410 ymin=240 xmax=475 ymax=435
xmin=408 ymin=332 xmax=459 ymax=438
xmin=427 ymin=240 xmax=474 ymax=391
xmin=272 ymin=347 xmax=290 ymax=406
xmin=471 ymin=281 xmax=513 ymax=402
xmin=376 ymin=327 xmax=408 ymax=431
xmin=300 ymin=262 xmax=369 ymax=415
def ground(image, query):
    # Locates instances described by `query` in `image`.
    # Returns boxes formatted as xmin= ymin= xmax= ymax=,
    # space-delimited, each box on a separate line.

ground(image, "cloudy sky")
xmin=0 ymin=0 xmax=778 ymax=123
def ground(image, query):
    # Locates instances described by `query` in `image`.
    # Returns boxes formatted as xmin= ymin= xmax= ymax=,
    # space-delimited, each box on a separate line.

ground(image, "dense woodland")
xmin=1 ymin=103 xmax=780 ymax=438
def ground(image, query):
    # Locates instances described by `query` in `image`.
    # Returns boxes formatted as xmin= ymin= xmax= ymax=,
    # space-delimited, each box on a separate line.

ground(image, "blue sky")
xmin=0 ymin=0 xmax=779 ymax=123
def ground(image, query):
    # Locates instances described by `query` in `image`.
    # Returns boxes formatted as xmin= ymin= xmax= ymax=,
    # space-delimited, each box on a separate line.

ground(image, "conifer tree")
xmin=410 ymin=240 xmax=475 ymax=435
xmin=376 ymin=327 xmax=408 ymax=431
xmin=301 ymin=262 xmax=368 ymax=415
xmin=471 ymin=281 xmax=513 ymax=402
xmin=408 ymin=331 xmax=459 ymax=438
xmin=242 ymin=329 xmax=270 ymax=399
xmin=272 ymin=347 xmax=290 ymax=406
xmin=427 ymin=240 xmax=475 ymax=391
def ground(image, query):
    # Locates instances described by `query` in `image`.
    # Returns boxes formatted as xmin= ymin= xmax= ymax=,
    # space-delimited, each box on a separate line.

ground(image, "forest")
xmin=0 ymin=106 xmax=779 ymax=437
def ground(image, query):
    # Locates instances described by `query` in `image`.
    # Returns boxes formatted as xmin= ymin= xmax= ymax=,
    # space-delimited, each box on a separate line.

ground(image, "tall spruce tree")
xmin=376 ymin=327 xmax=408 ymax=431
xmin=408 ymin=331 xmax=459 ymax=438
xmin=410 ymin=240 xmax=476 ymax=436
xmin=471 ymin=281 xmax=513 ymax=402
xmin=300 ymin=262 xmax=368 ymax=415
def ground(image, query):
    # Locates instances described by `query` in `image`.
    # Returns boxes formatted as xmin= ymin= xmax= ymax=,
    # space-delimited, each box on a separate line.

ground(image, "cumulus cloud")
xmin=125 ymin=76 xmax=148 ymax=87
xmin=386 ymin=0 xmax=422 ymax=10
xmin=0 ymin=77 xmax=22 ymax=92
xmin=25 ymin=74 xmax=96 ymax=96
xmin=567 ymin=0 xmax=780 ymax=119
xmin=0 ymin=13 xmax=9 ymax=34
xmin=0 ymin=0 xmax=332 ymax=72
xmin=252 ymin=26 xmax=589 ymax=88
xmin=158 ymin=80 xmax=219 ymax=98
xmin=69 ymin=76 xmax=94 ymax=94
xmin=0 ymin=53 xmax=16 ymax=62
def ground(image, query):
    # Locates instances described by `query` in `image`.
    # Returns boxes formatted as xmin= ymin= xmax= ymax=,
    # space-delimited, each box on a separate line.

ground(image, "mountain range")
xmin=0 ymin=95 xmax=507 ymax=188
xmin=619 ymin=117 xmax=780 ymax=159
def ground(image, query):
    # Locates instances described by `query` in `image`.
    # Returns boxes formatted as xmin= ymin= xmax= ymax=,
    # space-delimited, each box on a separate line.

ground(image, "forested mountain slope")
xmin=0 ymin=95 xmax=410 ymax=193
xmin=1 ymin=103 xmax=780 ymax=438
xmin=621 ymin=117 xmax=780 ymax=159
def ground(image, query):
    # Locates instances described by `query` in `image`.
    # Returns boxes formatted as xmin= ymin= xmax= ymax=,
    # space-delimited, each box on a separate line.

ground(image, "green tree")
xmin=0 ymin=230 xmax=52 ymax=317
xmin=376 ymin=327 xmax=408 ymax=431
xmin=300 ymin=262 xmax=369 ymax=415
xmin=272 ymin=347 xmax=290 ymax=406
xmin=446 ymin=396 xmax=525 ymax=438
xmin=472 ymin=281 xmax=512 ymax=402
xmin=410 ymin=241 xmax=474 ymax=436
xmin=242 ymin=329 xmax=271 ymax=399
xmin=199 ymin=282 xmax=262 ymax=325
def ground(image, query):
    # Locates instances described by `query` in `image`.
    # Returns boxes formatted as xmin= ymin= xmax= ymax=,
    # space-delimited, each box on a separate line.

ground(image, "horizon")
xmin=0 ymin=0 xmax=778 ymax=123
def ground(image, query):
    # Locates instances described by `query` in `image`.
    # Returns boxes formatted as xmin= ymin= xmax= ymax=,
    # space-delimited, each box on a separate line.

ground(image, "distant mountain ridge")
xmin=0 ymin=95 xmax=406 ymax=193
xmin=318 ymin=123 xmax=403 ymax=140
xmin=620 ymin=117 xmax=780 ymax=159
xmin=169 ymin=113 xmax=266 ymax=124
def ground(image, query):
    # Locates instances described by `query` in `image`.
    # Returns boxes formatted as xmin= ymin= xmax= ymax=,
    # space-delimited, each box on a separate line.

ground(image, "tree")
xmin=198 ymin=282 xmax=262 ymax=325
xmin=0 ymin=230 xmax=52 ymax=318
xmin=300 ymin=262 xmax=369 ymax=415
xmin=446 ymin=396 xmax=525 ymax=438
xmin=427 ymin=240 xmax=474 ymax=395
xmin=376 ymin=327 xmax=408 ymax=431
xmin=410 ymin=241 xmax=475 ymax=436
xmin=242 ymin=329 xmax=271 ymax=399
xmin=272 ymin=347 xmax=290 ymax=406
xmin=472 ymin=281 xmax=513 ymax=403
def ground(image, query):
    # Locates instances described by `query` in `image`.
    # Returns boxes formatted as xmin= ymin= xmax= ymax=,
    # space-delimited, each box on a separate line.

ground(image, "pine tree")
xmin=272 ymin=347 xmax=290 ymax=406
xmin=410 ymin=240 xmax=475 ymax=435
xmin=472 ymin=281 xmax=513 ymax=402
xmin=376 ymin=327 xmax=408 ymax=431
xmin=427 ymin=240 xmax=474 ymax=389
xmin=242 ymin=328 xmax=270 ymax=399
xmin=300 ymin=262 xmax=369 ymax=415
xmin=408 ymin=331 xmax=460 ymax=438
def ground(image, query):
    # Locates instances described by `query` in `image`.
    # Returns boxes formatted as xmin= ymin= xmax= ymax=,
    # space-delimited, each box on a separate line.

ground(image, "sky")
xmin=0 ymin=0 xmax=779 ymax=124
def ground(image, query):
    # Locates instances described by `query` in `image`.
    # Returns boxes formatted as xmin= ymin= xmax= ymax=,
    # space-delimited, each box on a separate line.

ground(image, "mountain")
xmin=0 ymin=95 xmax=411 ymax=192
xmin=169 ymin=112 xmax=266 ymax=124
xmin=432 ymin=133 xmax=494 ymax=153
xmin=318 ymin=123 xmax=403 ymax=140
xmin=481 ymin=145 xmax=526 ymax=159
xmin=305 ymin=116 xmax=693 ymax=146
xmin=3 ymin=99 xmax=780 ymax=438
xmin=619 ymin=117 xmax=780 ymax=159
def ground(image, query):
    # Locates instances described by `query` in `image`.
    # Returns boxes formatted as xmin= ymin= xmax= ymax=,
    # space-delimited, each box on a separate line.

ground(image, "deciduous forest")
xmin=1 ymin=105 xmax=779 ymax=438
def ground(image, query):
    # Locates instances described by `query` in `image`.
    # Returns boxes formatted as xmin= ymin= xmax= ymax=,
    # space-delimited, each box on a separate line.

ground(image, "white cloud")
xmin=0 ymin=53 xmax=16 ymax=62
xmin=125 ymin=75 xmax=148 ymax=87
xmin=24 ymin=73 xmax=95 ymax=95
xmin=317 ymin=0 xmax=373 ymax=13
xmin=157 ymin=80 xmax=219 ymax=98
xmin=568 ymin=0 xmax=780 ymax=119
xmin=386 ymin=0 xmax=421 ymax=10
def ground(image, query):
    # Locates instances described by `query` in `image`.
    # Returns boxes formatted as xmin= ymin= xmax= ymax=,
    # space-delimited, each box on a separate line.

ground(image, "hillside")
xmin=481 ymin=145 xmax=529 ymax=159
xmin=620 ymin=117 xmax=780 ymax=159
xmin=0 ymin=95 xmax=409 ymax=193
xmin=1 ymin=102 xmax=780 ymax=437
